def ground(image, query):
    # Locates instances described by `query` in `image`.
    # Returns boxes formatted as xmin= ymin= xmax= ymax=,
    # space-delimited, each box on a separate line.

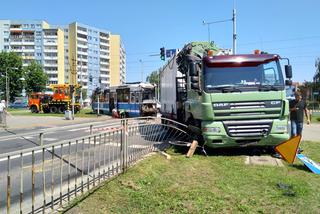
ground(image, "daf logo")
xmin=213 ymin=103 xmax=229 ymax=107
xmin=270 ymin=101 xmax=281 ymax=105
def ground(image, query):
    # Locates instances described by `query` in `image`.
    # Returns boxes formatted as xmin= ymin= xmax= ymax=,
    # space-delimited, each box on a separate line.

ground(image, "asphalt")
xmin=2 ymin=114 xmax=112 ymax=131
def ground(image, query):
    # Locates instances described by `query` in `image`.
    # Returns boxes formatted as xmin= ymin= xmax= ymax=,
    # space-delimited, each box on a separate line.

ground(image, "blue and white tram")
xmin=92 ymin=82 xmax=158 ymax=117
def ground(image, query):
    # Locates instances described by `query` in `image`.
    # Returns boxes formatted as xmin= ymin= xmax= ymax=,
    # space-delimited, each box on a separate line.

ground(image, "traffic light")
xmin=160 ymin=47 xmax=165 ymax=61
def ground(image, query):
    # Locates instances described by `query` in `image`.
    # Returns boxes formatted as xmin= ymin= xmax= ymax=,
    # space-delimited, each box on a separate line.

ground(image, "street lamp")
xmin=139 ymin=59 xmax=144 ymax=82
xmin=202 ymin=7 xmax=237 ymax=54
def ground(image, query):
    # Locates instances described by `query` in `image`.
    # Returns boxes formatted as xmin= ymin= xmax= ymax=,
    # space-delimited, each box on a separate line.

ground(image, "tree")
xmin=146 ymin=69 xmax=161 ymax=100
xmin=0 ymin=52 xmax=24 ymax=102
xmin=146 ymin=70 xmax=160 ymax=85
xmin=24 ymin=61 xmax=48 ymax=94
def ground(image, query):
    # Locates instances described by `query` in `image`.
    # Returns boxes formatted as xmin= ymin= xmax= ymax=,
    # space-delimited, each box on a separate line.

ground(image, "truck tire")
xmin=30 ymin=105 xmax=39 ymax=113
xmin=58 ymin=106 xmax=65 ymax=114
xmin=50 ymin=106 xmax=58 ymax=114
xmin=43 ymin=107 xmax=50 ymax=113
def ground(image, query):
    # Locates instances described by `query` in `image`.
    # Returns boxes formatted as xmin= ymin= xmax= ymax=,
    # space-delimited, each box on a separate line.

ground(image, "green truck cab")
xmin=160 ymin=42 xmax=292 ymax=148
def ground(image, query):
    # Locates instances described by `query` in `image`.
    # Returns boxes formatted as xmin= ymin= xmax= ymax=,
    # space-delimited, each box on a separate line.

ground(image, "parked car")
xmin=9 ymin=100 xmax=28 ymax=109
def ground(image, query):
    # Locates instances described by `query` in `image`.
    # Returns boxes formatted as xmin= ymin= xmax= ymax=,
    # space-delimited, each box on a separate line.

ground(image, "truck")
xmin=160 ymin=42 xmax=293 ymax=148
xmin=28 ymin=84 xmax=81 ymax=114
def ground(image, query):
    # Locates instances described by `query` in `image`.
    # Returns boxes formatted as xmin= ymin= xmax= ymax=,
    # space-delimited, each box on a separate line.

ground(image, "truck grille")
xmin=213 ymin=100 xmax=282 ymax=119
xmin=223 ymin=120 xmax=272 ymax=137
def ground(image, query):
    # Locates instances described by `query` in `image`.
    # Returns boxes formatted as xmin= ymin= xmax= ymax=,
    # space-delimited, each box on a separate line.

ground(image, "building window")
xmin=4 ymin=46 xmax=9 ymax=50
xmin=31 ymin=24 xmax=35 ymax=28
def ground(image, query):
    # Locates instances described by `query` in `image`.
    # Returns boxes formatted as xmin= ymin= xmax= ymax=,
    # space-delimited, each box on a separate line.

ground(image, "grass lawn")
xmin=8 ymin=108 xmax=99 ymax=118
xmin=65 ymin=141 xmax=320 ymax=214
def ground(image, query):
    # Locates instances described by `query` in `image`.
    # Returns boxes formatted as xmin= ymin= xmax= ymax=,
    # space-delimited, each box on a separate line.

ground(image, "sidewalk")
xmin=301 ymin=123 xmax=320 ymax=142
xmin=0 ymin=114 xmax=112 ymax=131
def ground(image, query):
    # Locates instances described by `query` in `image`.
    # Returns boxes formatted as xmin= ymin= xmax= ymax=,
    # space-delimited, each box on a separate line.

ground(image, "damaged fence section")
xmin=0 ymin=117 xmax=191 ymax=213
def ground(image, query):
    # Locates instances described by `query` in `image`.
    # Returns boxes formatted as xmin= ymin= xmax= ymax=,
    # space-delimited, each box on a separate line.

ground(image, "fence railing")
xmin=0 ymin=117 xmax=191 ymax=213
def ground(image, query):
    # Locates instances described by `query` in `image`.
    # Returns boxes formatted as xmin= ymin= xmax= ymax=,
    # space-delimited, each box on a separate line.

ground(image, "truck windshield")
xmin=204 ymin=60 xmax=285 ymax=92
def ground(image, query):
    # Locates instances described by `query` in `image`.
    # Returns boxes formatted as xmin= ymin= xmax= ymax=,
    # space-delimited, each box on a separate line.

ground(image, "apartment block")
xmin=110 ymin=34 xmax=126 ymax=86
xmin=66 ymin=22 xmax=113 ymax=96
xmin=0 ymin=20 xmax=65 ymax=85
xmin=0 ymin=20 xmax=126 ymax=97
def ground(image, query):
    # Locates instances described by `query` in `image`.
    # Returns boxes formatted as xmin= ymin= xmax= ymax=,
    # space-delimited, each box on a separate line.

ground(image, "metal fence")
xmin=0 ymin=117 xmax=191 ymax=214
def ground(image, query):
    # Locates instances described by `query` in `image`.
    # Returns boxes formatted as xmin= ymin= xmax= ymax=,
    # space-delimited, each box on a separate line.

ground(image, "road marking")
xmin=43 ymin=138 xmax=58 ymax=142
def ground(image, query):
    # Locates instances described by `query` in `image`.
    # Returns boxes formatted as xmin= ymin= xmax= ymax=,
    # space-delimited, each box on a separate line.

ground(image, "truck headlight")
xmin=275 ymin=125 xmax=287 ymax=132
xmin=203 ymin=127 xmax=221 ymax=133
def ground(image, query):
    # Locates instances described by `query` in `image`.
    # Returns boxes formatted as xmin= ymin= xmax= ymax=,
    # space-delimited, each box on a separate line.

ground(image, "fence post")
xmin=39 ymin=133 xmax=44 ymax=146
xmin=90 ymin=124 xmax=93 ymax=135
xmin=120 ymin=119 xmax=127 ymax=173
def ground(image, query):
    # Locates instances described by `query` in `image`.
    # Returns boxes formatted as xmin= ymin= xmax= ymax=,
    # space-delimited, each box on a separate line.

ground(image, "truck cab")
xmin=188 ymin=54 xmax=291 ymax=147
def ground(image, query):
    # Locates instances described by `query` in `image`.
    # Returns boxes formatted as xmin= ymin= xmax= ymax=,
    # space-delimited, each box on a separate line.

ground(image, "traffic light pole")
xmin=72 ymin=92 xmax=75 ymax=120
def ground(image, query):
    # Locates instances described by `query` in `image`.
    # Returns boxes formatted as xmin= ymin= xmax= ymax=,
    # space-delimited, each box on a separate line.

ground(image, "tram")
xmin=91 ymin=82 xmax=158 ymax=117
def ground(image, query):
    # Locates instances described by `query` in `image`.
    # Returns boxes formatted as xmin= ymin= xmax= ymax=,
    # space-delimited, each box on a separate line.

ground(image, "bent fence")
xmin=0 ymin=117 xmax=191 ymax=214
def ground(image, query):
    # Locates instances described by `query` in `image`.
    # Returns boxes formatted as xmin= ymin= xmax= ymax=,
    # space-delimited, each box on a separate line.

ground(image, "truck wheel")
xmin=30 ymin=106 xmax=39 ymax=113
xmin=50 ymin=106 xmax=58 ymax=114
xmin=58 ymin=106 xmax=65 ymax=114
xmin=43 ymin=107 xmax=50 ymax=113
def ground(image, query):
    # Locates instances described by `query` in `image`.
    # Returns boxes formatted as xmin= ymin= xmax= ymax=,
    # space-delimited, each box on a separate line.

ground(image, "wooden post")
xmin=186 ymin=140 xmax=198 ymax=158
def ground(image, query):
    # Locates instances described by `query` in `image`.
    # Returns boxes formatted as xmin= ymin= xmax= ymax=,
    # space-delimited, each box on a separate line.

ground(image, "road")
xmin=0 ymin=118 xmax=121 ymax=154
xmin=0 ymin=118 xmax=164 ymax=214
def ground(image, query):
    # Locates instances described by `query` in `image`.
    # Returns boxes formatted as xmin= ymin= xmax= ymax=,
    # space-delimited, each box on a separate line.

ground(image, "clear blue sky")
xmin=2 ymin=0 xmax=320 ymax=83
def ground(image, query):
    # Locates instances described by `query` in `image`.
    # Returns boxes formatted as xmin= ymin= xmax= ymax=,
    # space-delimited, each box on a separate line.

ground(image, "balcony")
xmin=100 ymin=61 xmax=109 ymax=65
xmin=77 ymin=50 xmax=88 ymax=56
xmin=43 ymin=35 xmax=58 ymax=39
xmin=44 ymin=63 xmax=58 ymax=67
xmin=44 ymin=56 xmax=58 ymax=60
xmin=44 ymin=41 xmax=57 ymax=46
xmin=100 ymin=74 xmax=109 ymax=78
xmin=44 ymin=70 xmax=58 ymax=75
xmin=77 ymin=36 xmax=87 ymax=43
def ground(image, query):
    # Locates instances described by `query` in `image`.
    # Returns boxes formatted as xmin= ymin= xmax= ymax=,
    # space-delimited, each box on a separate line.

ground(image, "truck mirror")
xmin=189 ymin=62 xmax=198 ymax=76
xmin=285 ymin=80 xmax=292 ymax=86
xmin=285 ymin=65 xmax=292 ymax=79
xmin=191 ymin=83 xmax=200 ymax=90
xmin=191 ymin=76 xmax=199 ymax=83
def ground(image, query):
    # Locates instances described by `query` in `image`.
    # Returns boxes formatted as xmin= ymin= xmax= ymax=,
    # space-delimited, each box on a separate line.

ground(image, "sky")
xmin=1 ymin=0 xmax=320 ymax=83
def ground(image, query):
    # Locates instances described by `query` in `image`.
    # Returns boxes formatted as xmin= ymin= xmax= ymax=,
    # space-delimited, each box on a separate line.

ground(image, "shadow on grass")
xmin=169 ymin=144 xmax=277 ymax=157
xmin=289 ymin=164 xmax=312 ymax=173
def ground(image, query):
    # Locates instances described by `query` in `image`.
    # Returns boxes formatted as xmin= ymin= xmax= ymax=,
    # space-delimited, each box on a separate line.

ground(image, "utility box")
xmin=64 ymin=110 xmax=72 ymax=120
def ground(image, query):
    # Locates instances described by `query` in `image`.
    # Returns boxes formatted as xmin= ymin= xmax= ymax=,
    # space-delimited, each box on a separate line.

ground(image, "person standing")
xmin=0 ymin=100 xmax=6 ymax=125
xmin=289 ymin=91 xmax=310 ymax=137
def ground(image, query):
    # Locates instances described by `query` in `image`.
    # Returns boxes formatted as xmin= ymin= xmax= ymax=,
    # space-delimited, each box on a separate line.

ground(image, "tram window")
xmin=105 ymin=93 xmax=109 ymax=102
xmin=130 ymin=93 xmax=135 ymax=103
xmin=135 ymin=92 xmax=140 ymax=102
xmin=65 ymin=88 xmax=69 ymax=96
xmin=124 ymin=92 xmax=129 ymax=102
xmin=142 ymin=91 xmax=152 ymax=100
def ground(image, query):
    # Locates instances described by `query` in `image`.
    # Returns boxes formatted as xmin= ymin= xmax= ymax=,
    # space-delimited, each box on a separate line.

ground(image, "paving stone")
xmin=245 ymin=155 xmax=284 ymax=167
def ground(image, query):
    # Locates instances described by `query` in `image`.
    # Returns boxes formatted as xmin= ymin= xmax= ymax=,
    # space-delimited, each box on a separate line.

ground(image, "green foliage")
xmin=0 ymin=52 xmax=24 ymax=102
xmin=67 ymin=142 xmax=320 ymax=213
xmin=146 ymin=70 xmax=160 ymax=85
xmin=24 ymin=61 xmax=48 ymax=94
